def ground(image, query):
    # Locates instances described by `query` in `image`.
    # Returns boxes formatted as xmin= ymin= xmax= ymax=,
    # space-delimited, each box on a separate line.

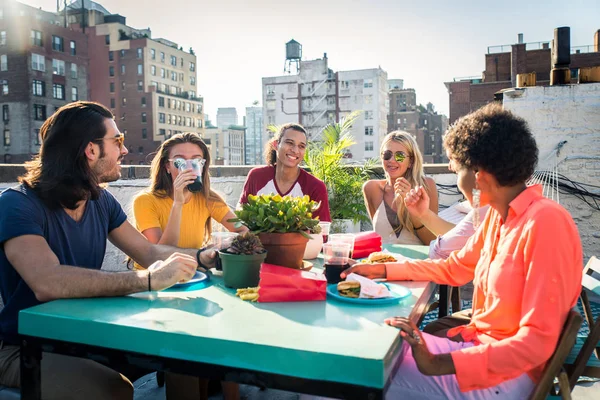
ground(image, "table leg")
xmin=438 ymin=285 xmax=449 ymax=318
xmin=20 ymin=337 xmax=42 ymax=400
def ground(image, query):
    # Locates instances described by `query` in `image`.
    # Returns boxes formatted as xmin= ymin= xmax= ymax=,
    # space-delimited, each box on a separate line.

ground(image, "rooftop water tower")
xmin=284 ymin=39 xmax=302 ymax=74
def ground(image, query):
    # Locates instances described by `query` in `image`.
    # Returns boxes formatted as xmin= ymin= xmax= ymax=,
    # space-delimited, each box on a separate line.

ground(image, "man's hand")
xmin=341 ymin=263 xmax=386 ymax=280
xmin=404 ymin=186 xmax=430 ymax=219
xmin=198 ymin=248 xmax=217 ymax=271
xmin=150 ymin=252 xmax=197 ymax=290
xmin=385 ymin=317 xmax=455 ymax=376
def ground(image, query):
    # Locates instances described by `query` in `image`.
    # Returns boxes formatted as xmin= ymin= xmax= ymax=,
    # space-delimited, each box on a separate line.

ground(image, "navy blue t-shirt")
xmin=0 ymin=184 xmax=127 ymax=344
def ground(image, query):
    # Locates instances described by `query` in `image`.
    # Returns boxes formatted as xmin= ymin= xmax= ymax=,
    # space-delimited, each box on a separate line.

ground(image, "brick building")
xmin=0 ymin=0 xmax=89 ymax=163
xmin=67 ymin=1 xmax=204 ymax=164
xmin=445 ymin=30 xmax=600 ymax=124
xmin=388 ymin=88 xmax=448 ymax=163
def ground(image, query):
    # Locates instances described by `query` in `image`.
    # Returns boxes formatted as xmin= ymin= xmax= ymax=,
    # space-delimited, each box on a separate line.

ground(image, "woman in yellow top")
xmin=133 ymin=132 xmax=244 ymax=250
xmin=133 ymin=132 xmax=244 ymax=400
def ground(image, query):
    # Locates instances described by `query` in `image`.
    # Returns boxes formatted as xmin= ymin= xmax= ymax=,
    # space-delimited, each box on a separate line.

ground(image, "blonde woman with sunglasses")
xmin=362 ymin=131 xmax=438 ymax=245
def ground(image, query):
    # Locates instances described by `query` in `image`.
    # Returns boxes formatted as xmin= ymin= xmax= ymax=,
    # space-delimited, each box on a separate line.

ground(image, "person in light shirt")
xmin=345 ymin=103 xmax=582 ymax=399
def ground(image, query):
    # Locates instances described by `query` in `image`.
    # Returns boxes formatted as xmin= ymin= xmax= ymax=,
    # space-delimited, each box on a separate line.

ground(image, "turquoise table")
xmin=19 ymin=244 xmax=435 ymax=399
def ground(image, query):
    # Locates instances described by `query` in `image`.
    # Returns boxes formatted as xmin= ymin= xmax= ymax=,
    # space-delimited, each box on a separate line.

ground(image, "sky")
xmin=25 ymin=0 xmax=600 ymax=121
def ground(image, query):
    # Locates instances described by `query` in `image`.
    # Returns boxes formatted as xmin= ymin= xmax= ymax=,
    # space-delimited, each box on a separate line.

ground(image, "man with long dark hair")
xmin=0 ymin=102 xmax=215 ymax=398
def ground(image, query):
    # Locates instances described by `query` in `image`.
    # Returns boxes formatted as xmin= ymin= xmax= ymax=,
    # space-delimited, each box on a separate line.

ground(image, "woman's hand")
xmin=404 ymin=186 xmax=430 ymax=219
xmin=172 ymin=169 xmax=196 ymax=205
xmin=393 ymin=177 xmax=413 ymax=203
xmin=340 ymin=263 xmax=386 ymax=280
xmin=385 ymin=317 xmax=455 ymax=376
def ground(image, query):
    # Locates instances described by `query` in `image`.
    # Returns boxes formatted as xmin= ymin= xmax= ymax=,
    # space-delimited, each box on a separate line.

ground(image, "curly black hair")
xmin=443 ymin=103 xmax=538 ymax=187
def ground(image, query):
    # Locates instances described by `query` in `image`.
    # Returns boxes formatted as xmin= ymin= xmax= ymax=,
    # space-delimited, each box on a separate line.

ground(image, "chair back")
xmin=529 ymin=310 xmax=582 ymax=400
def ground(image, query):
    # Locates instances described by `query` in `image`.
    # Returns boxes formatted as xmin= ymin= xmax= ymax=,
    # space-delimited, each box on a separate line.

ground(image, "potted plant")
xmin=218 ymin=232 xmax=267 ymax=289
xmin=230 ymin=194 xmax=320 ymax=269
xmin=303 ymin=111 xmax=376 ymax=233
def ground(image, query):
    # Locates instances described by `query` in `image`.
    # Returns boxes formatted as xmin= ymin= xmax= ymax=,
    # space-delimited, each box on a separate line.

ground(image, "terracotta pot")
xmin=258 ymin=232 xmax=309 ymax=269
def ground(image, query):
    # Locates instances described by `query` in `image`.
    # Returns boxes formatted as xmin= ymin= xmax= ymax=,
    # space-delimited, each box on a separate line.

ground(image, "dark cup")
xmin=324 ymin=263 xmax=350 ymax=284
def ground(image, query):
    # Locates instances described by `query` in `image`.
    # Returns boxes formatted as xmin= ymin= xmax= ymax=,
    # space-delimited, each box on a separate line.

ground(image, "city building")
xmin=244 ymin=106 xmax=262 ymax=165
xmin=0 ymin=0 xmax=89 ymax=163
xmin=68 ymin=0 xmax=204 ymax=164
xmin=262 ymin=49 xmax=388 ymax=161
xmin=216 ymin=107 xmax=237 ymax=130
xmin=222 ymin=125 xmax=245 ymax=165
xmin=387 ymin=78 xmax=404 ymax=90
xmin=388 ymin=88 xmax=448 ymax=163
xmin=202 ymin=123 xmax=224 ymax=165
xmin=445 ymin=30 xmax=600 ymax=124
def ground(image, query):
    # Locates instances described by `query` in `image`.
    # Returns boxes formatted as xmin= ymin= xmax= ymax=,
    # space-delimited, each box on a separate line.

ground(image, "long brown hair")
xmin=380 ymin=131 xmax=429 ymax=235
xmin=264 ymin=123 xmax=307 ymax=165
xmin=145 ymin=132 xmax=226 ymax=245
xmin=20 ymin=101 xmax=114 ymax=209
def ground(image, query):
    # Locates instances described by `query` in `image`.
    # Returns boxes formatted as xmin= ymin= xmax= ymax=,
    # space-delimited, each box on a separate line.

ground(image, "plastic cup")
xmin=322 ymin=242 xmax=351 ymax=284
xmin=328 ymin=233 xmax=355 ymax=257
xmin=209 ymin=232 xmax=239 ymax=251
xmin=318 ymin=222 xmax=331 ymax=243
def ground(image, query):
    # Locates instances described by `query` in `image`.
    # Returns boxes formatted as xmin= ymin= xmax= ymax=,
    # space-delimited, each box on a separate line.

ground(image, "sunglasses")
xmin=381 ymin=150 xmax=409 ymax=163
xmin=93 ymin=134 xmax=125 ymax=150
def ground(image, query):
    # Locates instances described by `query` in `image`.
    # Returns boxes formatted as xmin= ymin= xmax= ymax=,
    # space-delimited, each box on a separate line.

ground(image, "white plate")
xmin=173 ymin=270 xmax=208 ymax=287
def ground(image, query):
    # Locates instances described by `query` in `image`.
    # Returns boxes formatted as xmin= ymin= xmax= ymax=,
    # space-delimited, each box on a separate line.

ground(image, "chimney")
xmin=550 ymin=27 xmax=571 ymax=85
xmin=595 ymin=29 xmax=600 ymax=53
xmin=518 ymin=33 xmax=524 ymax=44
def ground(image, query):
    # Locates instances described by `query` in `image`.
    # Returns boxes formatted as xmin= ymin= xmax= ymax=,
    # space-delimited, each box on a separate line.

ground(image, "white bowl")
xmin=303 ymin=233 xmax=324 ymax=260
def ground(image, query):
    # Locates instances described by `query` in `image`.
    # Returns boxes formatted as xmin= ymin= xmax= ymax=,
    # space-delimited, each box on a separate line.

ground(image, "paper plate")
xmin=326 ymin=283 xmax=411 ymax=305
xmin=173 ymin=270 xmax=208 ymax=287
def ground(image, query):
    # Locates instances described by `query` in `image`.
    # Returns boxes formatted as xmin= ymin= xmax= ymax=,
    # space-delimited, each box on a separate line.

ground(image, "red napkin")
xmin=351 ymin=231 xmax=382 ymax=259
xmin=257 ymin=263 xmax=327 ymax=303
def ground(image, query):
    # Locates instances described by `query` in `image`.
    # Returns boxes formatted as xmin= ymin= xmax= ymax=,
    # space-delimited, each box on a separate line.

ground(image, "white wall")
xmin=503 ymin=84 xmax=600 ymax=260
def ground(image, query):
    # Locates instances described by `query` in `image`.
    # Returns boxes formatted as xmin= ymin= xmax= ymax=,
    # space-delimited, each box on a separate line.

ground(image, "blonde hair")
xmin=380 ymin=131 xmax=429 ymax=235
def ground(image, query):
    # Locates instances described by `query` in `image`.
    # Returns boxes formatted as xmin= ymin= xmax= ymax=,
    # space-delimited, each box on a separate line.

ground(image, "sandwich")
xmin=337 ymin=281 xmax=361 ymax=298
xmin=362 ymin=252 xmax=397 ymax=264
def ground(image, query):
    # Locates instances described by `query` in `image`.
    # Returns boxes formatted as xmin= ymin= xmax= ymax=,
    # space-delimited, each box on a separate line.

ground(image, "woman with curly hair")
xmin=345 ymin=103 xmax=582 ymax=399
xmin=362 ymin=131 xmax=438 ymax=245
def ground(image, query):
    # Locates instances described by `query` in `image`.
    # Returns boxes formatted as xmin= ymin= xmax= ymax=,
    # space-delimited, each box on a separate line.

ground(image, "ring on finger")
xmin=411 ymin=330 xmax=421 ymax=342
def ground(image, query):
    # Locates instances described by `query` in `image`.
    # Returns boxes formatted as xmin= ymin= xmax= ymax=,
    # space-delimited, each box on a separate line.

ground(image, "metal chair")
xmin=528 ymin=310 xmax=582 ymax=400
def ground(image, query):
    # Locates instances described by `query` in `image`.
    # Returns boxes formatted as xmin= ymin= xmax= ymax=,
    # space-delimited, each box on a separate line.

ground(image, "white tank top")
xmin=372 ymin=200 xmax=422 ymax=245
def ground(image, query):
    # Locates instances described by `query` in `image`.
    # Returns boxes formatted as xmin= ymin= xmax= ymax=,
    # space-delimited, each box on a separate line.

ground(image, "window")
xmin=70 ymin=40 xmax=76 ymax=55
xmin=196 ymin=104 xmax=202 ymax=114
xmin=141 ymin=112 xmax=147 ymax=123
xmin=35 ymin=129 xmax=41 ymax=145
xmin=171 ymin=71 xmax=176 ymax=81
xmin=32 ymin=54 xmax=45 ymax=71
xmin=365 ymin=141 xmax=374 ymax=151
xmin=109 ymin=66 xmax=114 ymax=76
xmin=0 ymin=54 xmax=6 ymax=71
xmin=138 ymin=146 xmax=143 ymax=154
xmin=159 ymin=113 xmax=165 ymax=123
xmin=71 ymin=87 xmax=78 ymax=101
xmin=1 ymin=80 xmax=8 ymax=95
xmin=365 ymin=126 xmax=373 ymax=136
xmin=158 ymin=97 xmax=164 ymax=107
xmin=52 ymin=59 xmax=65 ymax=76
xmin=33 ymin=104 xmax=46 ymax=121
xmin=110 ymin=98 xmax=115 ymax=108
xmin=121 ymin=81 xmax=126 ymax=90
xmin=32 ymin=80 xmax=45 ymax=96
xmin=0 ymin=31 xmax=6 ymax=46
xmin=365 ymin=111 xmax=373 ymax=120
xmin=31 ymin=30 xmax=42 ymax=46
xmin=52 ymin=36 xmax=64 ymax=52
xmin=2 ymin=105 xmax=8 ymax=122
xmin=137 ymin=64 xmax=143 ymax=75
xmin=364 ymin=94 xmax=373 ymax=104
xmin=190 ymin=62 xmax=195 ymax=72
xmin=190 ymin=76 xmax=196 ymax=85
xmin=141 ymin=97 xmax=146 ymax=107
xmin=142 ymin=128 xmax=147 ymax=139
xmin=3 ymin=129 xmax=9 ymax=146
xmin=160 ymin=68 xmax=165 ymax=78
xmin=122 ymin=98 xmax=126 ymax=106
xmin=151 ymin=65 xmax=156 ymax=75
xmin=266 ymin=100 xmax=276 ymax=110
xmin=180 ymin=57 xmax=184 ymax=67
xmin=120 ymin=64 xmax=125 ymax=75
xmin=185 ymin=102 xmax=191 ymax=112
xmin=159 ymin=128 xmax=165 ymax=136
xmin=150 ymin=49 xmax=155 ymax=60
xmin=52 ymin=83 xmax=65 ymax=100
xmin=363 ymin=79 xmax=373 ymax=88
xmin=179 ymin=72 xmax=184 ymax=82
xmin=105 ymin=35 xmax=110 ymax=45
xmin=160 ymin=52 xmax=165 ymax=62
xmin=108 ymin=51 xmax=114 ymax=62
xmin=137 ymin=48 xmax=143 ymax=59
xmin=70 ymin=63 xmax=77 ymax=79
xmin=137 ymin=80 xmax=143 ymax=91
xmin=170 ymin=55 xmax=177 ymax=66
xmin=120 ymin=50 xmax=126 ymax=57
xmin=189 ymin=90 xmax=196 ymax=99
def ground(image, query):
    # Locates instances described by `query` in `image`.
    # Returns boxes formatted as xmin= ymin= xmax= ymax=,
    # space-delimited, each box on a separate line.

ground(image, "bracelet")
xmin=147 ymin=270 xmax=152 ymax=292
xmin=414 ymin=224 xmax=426 ymax=231
xmin=196 ymin=247 xmax=208 ymax=269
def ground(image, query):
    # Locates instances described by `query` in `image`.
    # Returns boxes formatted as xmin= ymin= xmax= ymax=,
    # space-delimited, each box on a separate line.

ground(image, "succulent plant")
xmin=226 ymin=232 xmax=266 ymax=255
